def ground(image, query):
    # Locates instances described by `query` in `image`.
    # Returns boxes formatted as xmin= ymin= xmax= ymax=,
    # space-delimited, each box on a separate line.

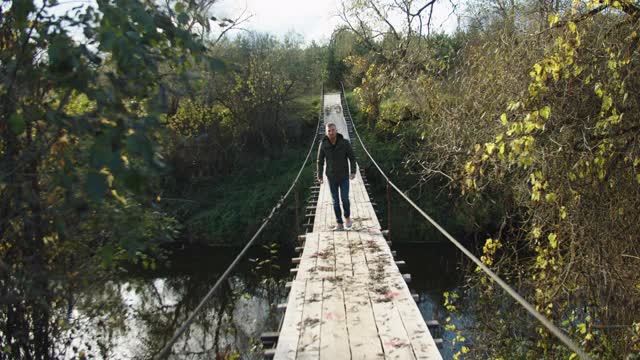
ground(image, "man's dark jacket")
xmin=317 ymin=133 xmax=357 ymax=182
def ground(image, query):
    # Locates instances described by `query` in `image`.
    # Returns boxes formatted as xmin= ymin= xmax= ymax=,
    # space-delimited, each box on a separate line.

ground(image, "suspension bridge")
xmin=263 ymin=92 xmax=442 ymax=359
xmin=155 ymin=85 xmax=591 ymax=360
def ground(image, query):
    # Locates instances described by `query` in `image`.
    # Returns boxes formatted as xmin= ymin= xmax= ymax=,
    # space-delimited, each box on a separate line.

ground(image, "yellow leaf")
xmin=573 ymin=65 xmax=583 ymax=76
xmin=465 ymin=162 xmax=475 ymax=174
xmin=534 ymin=63 xmax=542 ymax=75
xmin=500 ymin=113 xmax=508 ymax=125
xmin=602 ymin=95 xmax=613 ymax=111
xmin=548 ymin=233 xmax=558 ymax=249
xmin=100 ymin=168 xmax=114 ymax=187
xmin=540 ymin=106 xmax=551 ymax=120
xmin=531 ymin=190 xmax=541 ymax=202
xmin=594 ymin=83 xmax=603 ymax=98
xmin=545 ymin=192 xmax=557 ymax=203
xmin=532 ymin=227 xmax=542 ymax=239
xmin=485 ymin=142 xmax=496 ymax=155
xmin=578 ymin=323 xmax=587 ymax=334
xmin=99 ymin=117 xmax=117 ymax=127
xmin=111 ymin=190 xmax=127 ymax=205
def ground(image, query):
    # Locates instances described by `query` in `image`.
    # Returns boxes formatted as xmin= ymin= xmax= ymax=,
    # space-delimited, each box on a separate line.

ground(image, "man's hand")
xmin=317 ymin=177 xmax=323 ymax=184
xmin=349 ymin=173 xmax=356 ymax=180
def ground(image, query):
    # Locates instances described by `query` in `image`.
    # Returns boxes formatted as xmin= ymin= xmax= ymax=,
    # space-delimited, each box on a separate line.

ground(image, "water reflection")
xmin=61 ymin=245 xmax=292 ymax=359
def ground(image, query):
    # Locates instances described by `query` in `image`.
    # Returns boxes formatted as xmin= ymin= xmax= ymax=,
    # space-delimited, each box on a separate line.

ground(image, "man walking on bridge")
xmin=317 ymin=122 xmax=357 ymax=231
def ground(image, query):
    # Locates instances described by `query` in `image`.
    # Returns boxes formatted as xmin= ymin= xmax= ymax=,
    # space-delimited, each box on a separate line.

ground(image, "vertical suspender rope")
xmin=154 ymin=91 xmax=323 ymax=360
xmin=386 ymin=182 xmax=392 ymax=243
xmin=339 ymin=83 xmax=591 ymax=360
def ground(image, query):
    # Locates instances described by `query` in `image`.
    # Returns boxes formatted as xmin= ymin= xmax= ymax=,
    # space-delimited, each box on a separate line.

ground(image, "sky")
xmin=215 ymin=0 xmax=460 ymax=45
xmin=47 ymin=0 xmax=460 ymax=46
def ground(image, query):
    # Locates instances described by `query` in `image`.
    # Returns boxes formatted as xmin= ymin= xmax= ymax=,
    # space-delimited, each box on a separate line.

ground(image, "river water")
xmin=61 ymin=237 xmax=474 ymax=359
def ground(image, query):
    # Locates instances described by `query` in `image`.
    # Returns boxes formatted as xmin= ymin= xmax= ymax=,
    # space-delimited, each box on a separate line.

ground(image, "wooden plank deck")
xmin=274 ymin=93 xmax=442 ymax=359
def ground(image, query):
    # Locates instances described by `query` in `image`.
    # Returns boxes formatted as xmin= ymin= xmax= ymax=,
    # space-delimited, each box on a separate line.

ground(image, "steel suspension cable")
xmin=154 ymin=96 xmax=323 ymax=360
xmin=340 ymin=84 xmax=591 ymax=360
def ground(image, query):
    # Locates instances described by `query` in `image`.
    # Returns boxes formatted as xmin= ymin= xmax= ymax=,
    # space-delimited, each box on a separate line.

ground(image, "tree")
xmin=0 ymin=0 xmax=213 ymax=356
xmin=339 ymin=0 xmax=640 ymax=356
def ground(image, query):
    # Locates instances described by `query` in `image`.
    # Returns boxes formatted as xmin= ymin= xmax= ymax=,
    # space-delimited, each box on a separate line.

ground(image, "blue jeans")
xmin=328 ymin=177 xmax=350 ymax=224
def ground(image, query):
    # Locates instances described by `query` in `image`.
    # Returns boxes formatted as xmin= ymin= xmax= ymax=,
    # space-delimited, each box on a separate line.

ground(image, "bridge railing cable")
xmin=339 ymin=83 xmax=591 ymax=360
xmin=154 ymin=87 xmax=323 ymax=360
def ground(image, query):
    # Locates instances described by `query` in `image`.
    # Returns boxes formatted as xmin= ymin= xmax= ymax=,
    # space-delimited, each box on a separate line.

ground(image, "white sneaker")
xmin=345 ymin=218 xmax=353 ymax=229
xmin=334 ymin=223 xmax=344 ymax=231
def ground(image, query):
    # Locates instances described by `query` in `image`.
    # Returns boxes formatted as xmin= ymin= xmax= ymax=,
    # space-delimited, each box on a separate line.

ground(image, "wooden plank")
xmin=354 ymin=172 xmax=366 ymax=204
xmin=350 ymin=199 xmax=360 ymax=231
xmin=358 ymin=198 xmax=378 ymax=232
xmin=364 ymin=185 xmax=381 ymax=229
xmin=316 ymin=232 xmax=335 ymax=280
xmin=359 ymin=196 xmax=380 ymax=232
xmin=345 ymin=278 xmax=386 ymax=360
xmin=362 ymin=181 xmax=380 ymax=229
xmin=358 ymin=231 xmax=416 ymax=359
xmin=359 ymin=231 xmax=441 ymax=358
xmin=313 ymin=178 xmax=324 ymax=232
xmin=322 ymin=179 xmax=333 ymax=231
xmin=344 ymin=232 xmax=385 ymax=359
xmin=274 ymin=233 xmax=321 ymax=358
xmin=390 ymin=275 xmax=443 ymax=359
xmin=274 ymin=279 xmax=307 ymax=360
xmin=319 ymin=271 xmax=350 ymax=358
xmin=315 ymin=174 xmax=336 ymax=233
xmin=348 ymin=231 xmax=368 ymax=278
xmin=334 ymin=231 xmax=351 ymax=278
xmin=322 ymin=177 xmax=330 ymax=230
xmin=321 ymin=232 xmax=351 ymax=357
xmin=296 ymin=278 xmax=323 ymax=359
xmin=295 ymin=232 xmax=320 ymax=280
xmin=359 ymin=232 xmax=396 ymax=279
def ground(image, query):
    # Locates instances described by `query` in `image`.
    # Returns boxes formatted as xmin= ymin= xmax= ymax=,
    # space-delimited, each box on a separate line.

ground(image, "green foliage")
xmin=342 ymin=0 xmax=640 ymax=357
xmin=326 ymin=39 xmax=348 ymax=89
xmin=170 ymin=148 xmax=314 ymax=245
xmin=159 ymin=46 xmax=321 ymax=244
xmin=346 ymin=92 xmax=492 ymax=241
xmin=0 ymin=0 xmax=209 ymax=355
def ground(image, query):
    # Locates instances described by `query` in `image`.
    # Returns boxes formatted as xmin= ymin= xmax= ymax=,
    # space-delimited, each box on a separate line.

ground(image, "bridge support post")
xmin=294 ymin=186 xmax=300 ymax=236
xmin=386 ymin=182 xmax=392 ymax=243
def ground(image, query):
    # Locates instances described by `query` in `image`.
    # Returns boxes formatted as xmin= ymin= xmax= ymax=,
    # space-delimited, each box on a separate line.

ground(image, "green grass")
xmin=184 ymin=150 xmax=314 ymax=245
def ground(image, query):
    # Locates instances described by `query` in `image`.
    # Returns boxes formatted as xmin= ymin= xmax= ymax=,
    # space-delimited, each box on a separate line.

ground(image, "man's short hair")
xmin=325 ymin=122 xmax=337 ymax=129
